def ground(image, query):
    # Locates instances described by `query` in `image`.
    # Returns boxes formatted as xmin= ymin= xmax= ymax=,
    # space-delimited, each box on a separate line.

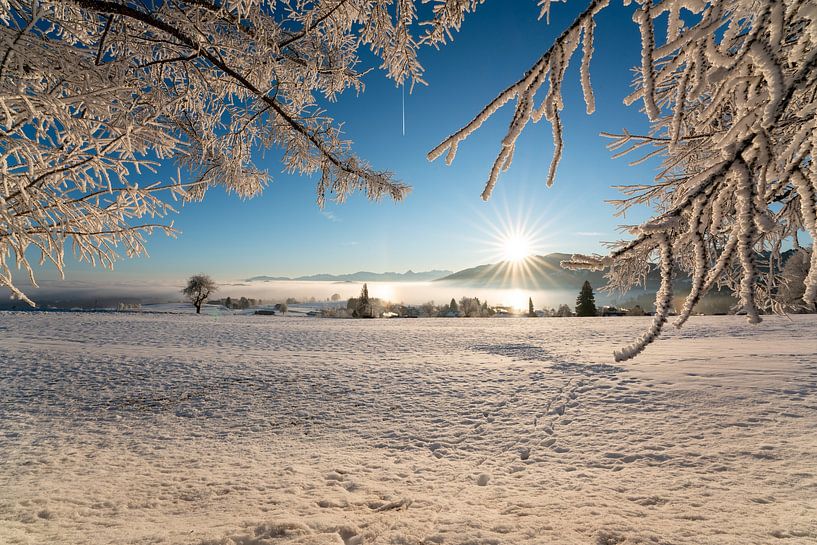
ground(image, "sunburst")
xmin=499 ymin=232 xmax=533 ymax=263
xmin=455 ymin=193 xmax=568 ymax=291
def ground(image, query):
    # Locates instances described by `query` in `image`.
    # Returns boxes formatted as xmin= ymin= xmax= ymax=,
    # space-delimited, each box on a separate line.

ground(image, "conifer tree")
xmin=528 ymin=297 xmax=535 ymax=317
xmin=450 ymin=298 xmax=458 ymax=313
xmin=575 ymin=281 xmax=597 ymax=317
xmin=357 ymin=283 xmax=371 ymax=318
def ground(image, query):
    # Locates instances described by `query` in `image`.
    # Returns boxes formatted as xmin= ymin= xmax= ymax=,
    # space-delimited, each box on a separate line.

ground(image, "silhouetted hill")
xmin=438 ymin=249 xmax=800 ymax=291
xmin=436 ymin=253 xmax=665 ymax=291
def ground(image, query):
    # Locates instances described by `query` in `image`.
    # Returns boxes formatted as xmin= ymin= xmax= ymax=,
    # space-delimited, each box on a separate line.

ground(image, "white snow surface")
xmin=1 ymin=312 xmax=816 ymax=545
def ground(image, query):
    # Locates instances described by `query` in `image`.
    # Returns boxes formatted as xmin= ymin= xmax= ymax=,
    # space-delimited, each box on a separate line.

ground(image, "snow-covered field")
xmin=1 ymin=313 xmax=816 ymax=545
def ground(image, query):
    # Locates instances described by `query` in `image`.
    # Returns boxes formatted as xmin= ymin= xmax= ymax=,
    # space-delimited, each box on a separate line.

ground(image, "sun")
xmin=463 ymin=196 xmax=556 ymax=268
xmin=501 ymin=234 xmax=533 ymax=263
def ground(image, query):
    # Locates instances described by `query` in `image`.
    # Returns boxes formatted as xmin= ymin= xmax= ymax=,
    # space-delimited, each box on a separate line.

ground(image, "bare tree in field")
xmin=182 ymin=274 xmax=217 ymax=314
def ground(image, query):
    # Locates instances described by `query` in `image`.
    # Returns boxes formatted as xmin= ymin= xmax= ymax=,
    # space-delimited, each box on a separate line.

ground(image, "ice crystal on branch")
xmin=430 ymin=0 xmax=817 ymax=360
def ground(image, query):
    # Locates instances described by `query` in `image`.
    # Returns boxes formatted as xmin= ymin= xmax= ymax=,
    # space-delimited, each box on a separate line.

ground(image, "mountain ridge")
xmin=435 ymin=252 xmax=666 ymax=291
xmin=246 ymin=269 xmax=453 ymax=283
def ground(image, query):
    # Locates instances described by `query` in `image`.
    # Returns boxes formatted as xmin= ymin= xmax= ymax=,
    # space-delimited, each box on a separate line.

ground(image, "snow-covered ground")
xmin=1 ymin=313 xmax=815 ymax=545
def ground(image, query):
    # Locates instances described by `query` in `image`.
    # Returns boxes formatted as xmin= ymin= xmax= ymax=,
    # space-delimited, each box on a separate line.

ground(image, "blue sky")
xmin=57 ymin=2 xmax=660 ymax=283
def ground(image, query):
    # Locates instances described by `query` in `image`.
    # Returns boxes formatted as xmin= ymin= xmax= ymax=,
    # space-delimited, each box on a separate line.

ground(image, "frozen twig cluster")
xmin=428 ymin=0 xmax=609 ymax=199
xmin=1 ymin=0 xmax=439 ymax=303
xmin=430 ymin=0 xmax=817 ymax=360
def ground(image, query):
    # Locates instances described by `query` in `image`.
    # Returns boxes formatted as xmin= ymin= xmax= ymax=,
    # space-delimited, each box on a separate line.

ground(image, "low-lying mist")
xmin=0 ymin=279 xmax=640 ymax=311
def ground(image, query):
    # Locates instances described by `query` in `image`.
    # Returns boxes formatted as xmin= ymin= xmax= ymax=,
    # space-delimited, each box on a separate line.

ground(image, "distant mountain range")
xmin=245 ymin=253 xmax=658 ymax=291
xmin=245 ymin=253 xmax=658 ymax=289
xmin=248 ymin=249 xmax=797 ymax=292
xmin=246 ymin=269 xmax=453 ymax=283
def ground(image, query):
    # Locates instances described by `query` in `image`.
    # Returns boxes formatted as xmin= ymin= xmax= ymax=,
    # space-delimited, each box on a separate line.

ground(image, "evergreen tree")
xmin=575 ymin=281 xmax=597 ymax=317
xmin=449 ymin=298 xmax=458 ymax=312
xmin=357 ymin=283 xmax=371 ymax=318
xmin=528 ymin=297 xmax=535 ymax=317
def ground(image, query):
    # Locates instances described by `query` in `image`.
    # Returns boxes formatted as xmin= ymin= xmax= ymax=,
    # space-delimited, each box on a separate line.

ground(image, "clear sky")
xmin=49 ymin=2 xmax=661 ymax=284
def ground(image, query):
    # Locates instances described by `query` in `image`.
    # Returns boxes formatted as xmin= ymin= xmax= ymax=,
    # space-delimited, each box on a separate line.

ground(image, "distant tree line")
xmin=181 ymin=273 xmax=793 ymax=319
xmin=330 ymin=282 xmax=625 ymax=319
xmin=219 ymin=296 xmax=262 ymax=310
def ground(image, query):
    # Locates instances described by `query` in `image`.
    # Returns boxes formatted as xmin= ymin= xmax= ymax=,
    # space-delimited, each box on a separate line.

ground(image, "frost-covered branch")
xmin=613 ymin=233 xmax=673 ymax=362
xmin=429 ymin=0 xmax=817 ymax=359
xmin=2 ymin=0 xmax=477 ymax=303
xmin=427 ymin=0 xmax=609 ymax=199
xmin=587 ymin=0 xmax=816 ymax=357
